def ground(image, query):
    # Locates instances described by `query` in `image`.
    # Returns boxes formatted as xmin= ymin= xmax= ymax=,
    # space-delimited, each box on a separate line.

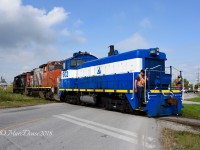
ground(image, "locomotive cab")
xmin=26 ymin=61 xmax=62 ymax=100
xmin=62 ymin=51 xmax=97 ymax=71
xmin=40 ymin=61 xmax=62 ymax=88
xmin=59 ymin=51 xmax=97 ymax=101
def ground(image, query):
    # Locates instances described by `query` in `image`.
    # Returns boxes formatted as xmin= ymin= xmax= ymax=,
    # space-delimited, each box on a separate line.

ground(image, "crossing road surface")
xmin=0 ymin=103 xmax=161 ymax=150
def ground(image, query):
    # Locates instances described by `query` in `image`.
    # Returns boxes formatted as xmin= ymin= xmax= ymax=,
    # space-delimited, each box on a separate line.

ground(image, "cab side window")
xmin=44 ymin=66 xmax=47 ymax=72
xmin=70 ymin=59 xmax=85 ymax=68
xmin=63 ymin=62 xmax=66 ymax=70
xmin=77 ymin=59 xmax=85 ymax=66
xmin=55 ymin=64 xmax=62 ymax=70
xmin=70 ymin=59 xmax=77 ymax=68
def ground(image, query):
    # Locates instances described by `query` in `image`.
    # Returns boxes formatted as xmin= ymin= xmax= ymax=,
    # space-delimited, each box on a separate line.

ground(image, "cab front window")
xmin=48 ymin=65 xmax=54 ymax=71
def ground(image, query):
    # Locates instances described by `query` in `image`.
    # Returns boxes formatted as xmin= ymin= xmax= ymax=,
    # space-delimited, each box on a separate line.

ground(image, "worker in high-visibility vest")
xmin=134 ymin=69 xmax=148 ymax=109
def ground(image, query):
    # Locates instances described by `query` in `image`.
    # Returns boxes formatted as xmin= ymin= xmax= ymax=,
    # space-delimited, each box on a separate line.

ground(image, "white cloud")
xmin=115 ymin=33 xmax=149 ymax=51
xmin=0 ymin=0 xmax=21 ymax=12
xmin=139 ymin=18 xmax=152 ymax=29
xmin=42 ymin=7 xmax=69 ymax=27
xmin=0 ymin=0 xmax=69 ymax=82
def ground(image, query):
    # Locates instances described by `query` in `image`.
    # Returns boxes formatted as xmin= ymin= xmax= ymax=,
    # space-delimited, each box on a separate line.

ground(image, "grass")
xmin=161 ymin=128 xmax=200 ymax=150
xmin=0 ymin=87 xmax=54 ymax=108
xmin=181 ymin=104 xmax=200 ymax=119
xmin=182 ymin=93 xmax=200 ymax=119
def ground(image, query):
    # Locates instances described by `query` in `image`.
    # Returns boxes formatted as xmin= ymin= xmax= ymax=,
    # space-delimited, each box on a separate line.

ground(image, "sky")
xmin=0 ymin=0 xmax=199 ymax=84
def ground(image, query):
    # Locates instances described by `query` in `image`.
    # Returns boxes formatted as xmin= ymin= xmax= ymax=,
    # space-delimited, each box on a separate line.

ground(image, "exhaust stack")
xmin=108 ymin=45 xmax=114 ymax=56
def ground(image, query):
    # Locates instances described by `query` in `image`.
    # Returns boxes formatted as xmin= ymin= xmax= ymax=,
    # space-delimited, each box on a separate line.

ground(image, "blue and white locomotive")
xmin=59 ymin=45 xmax=183 ymax=117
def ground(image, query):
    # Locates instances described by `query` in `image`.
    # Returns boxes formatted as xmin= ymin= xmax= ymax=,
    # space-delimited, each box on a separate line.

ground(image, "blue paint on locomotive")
xmin=59 ymin=48 xmax=183 ymax=117
xmin=75 ymin=73 xmax=133 ymax=89
xmin=144 ymin=92 xmax=183 ymax=117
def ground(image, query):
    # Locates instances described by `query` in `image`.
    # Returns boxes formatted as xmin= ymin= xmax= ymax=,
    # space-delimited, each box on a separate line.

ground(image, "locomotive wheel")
xmin=105 ymin=99 xmax=112 ymax=110
xmin=60 ymin=94 xmax=65 ymax=102
xmin=39 ymin=91 xmax=45 ymax=99
xmin=120 ymin=106 xmax=125 ymax=113
xmin=54 ymin=94 xmax=60 ymax=101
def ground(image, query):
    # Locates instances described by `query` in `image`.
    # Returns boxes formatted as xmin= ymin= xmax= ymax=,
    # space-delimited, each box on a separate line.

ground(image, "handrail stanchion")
xmin=160 ymin=65 xmax=162 ymax=91
xmin=180 ymin=70 xmax=183 ymax=91
xmin=144 ymin=69 xmax=147 ymax=102
xmin=170 ymin=66 xmax=172 ymax=91
xmin=131 ymin=72 xmax=134 ymax=100
xmin=182 ymin=74 xmax=184 ymax=100
xmin=148 ymin=69 xmax=150 ymax=90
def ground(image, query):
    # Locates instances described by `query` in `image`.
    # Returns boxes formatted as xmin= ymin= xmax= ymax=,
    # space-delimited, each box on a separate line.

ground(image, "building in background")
xmin=0 ymin=76 xmax=8 ymax=89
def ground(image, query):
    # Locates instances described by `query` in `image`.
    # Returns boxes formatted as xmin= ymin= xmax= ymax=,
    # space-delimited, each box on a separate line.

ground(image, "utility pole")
xmin=198 ymin=67 xmax=200 ymax=89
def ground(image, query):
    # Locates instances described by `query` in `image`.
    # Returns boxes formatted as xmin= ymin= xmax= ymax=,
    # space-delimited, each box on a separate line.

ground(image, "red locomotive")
xmin=14 ymin=61 xmax=62 ymax=100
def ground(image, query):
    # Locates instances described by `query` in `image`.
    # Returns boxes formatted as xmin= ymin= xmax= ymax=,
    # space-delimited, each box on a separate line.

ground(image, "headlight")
xmin=150 ymin=48 xmax=159 ymax=56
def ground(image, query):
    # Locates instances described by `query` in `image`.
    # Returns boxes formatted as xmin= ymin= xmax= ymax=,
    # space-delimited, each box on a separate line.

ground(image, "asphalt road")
xmin=0 ymin=103 xmax=161 ymax=150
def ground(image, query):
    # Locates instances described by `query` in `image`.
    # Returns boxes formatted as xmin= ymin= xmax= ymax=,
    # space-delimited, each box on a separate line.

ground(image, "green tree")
xmin=194 ymin=84 xmax=200 ymax=89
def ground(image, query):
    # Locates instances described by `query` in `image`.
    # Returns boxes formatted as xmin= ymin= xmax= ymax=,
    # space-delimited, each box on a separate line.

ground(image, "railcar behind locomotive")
xmin=27 ymin=61 xmax=62 ymax=100
xmin=13 ymin=73 xmax=26 ymax=94
xmin=59 ymin=46 xmax=183 ymax=117
xmin=14 ymin=61 xmax=62 ymax=100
